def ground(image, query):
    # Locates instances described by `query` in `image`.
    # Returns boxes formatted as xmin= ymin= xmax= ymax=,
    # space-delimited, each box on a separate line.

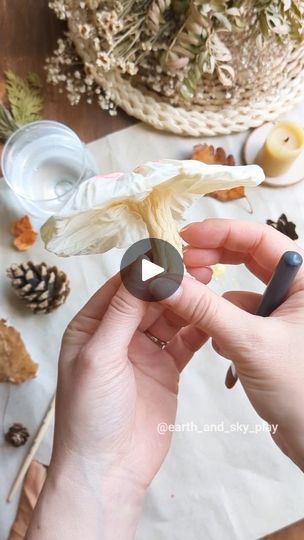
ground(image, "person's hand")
xmin=27 ymin=263 xmax=210 ymax=540
xmin=150 ymin=219 xmax=304 ymax=471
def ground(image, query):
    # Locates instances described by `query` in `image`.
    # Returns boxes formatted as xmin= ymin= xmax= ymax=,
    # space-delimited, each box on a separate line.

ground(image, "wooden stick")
xmin=7 ymin=394 xmax=56 ymax=503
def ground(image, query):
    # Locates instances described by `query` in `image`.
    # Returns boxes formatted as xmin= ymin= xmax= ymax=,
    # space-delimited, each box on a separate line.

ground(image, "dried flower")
xmin=49 ymin=0 xmax=69 ymax=18
xmin=46 ymin=0 xmax=304 ymax=110
xmin=147 ymin=0 xmax=172 ymax=32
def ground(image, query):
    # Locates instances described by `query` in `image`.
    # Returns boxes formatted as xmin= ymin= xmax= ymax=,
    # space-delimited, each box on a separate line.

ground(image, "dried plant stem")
xmin=46 ymin=0 xmax=304 ymax=111
xmin=7 ymin=395 xmax=56 ymax=503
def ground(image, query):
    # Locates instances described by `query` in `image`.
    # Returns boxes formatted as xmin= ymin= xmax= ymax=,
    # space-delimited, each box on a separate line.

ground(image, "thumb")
xmin=88 ymin=281 xmax=146 ymax=356
xmin=150 ymin=275 xmax=263 ymax=351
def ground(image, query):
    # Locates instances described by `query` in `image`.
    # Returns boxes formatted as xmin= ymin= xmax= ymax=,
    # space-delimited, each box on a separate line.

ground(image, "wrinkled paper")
xmin=1 ymin=116 xmax=304 ymax=540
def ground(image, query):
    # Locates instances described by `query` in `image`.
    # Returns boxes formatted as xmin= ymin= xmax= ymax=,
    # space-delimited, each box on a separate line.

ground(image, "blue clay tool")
xmin=225 ymin=251 xmax=303 ymax=389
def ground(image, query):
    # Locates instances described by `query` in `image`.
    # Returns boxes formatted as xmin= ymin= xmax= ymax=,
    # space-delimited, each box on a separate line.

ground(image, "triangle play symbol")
xmin=141 ymin=259 xmax=165 ymax=282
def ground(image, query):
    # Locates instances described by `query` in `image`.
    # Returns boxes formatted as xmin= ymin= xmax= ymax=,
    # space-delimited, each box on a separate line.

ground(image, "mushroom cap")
xmin=41 ymin=159 xmax=264 ymax=257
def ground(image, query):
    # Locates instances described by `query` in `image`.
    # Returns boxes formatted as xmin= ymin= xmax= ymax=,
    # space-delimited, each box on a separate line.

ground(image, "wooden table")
xmin=0 ymin=2 xmax=303 ymax=538
xmin=0 ymin=0 xmax=134 ymax=143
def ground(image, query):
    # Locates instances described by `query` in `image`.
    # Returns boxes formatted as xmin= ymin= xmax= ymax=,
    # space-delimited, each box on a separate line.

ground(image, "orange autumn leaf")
xmin=207 ymin=185 xmax=246 ymax=202
xmin=11 ymin=215 xmax=32 ymax=237
xmin=11 ymin=215 xmax=37 ymax=251
xmin=192 ymin=143 xmax=249 ymax=204
xmin=192 ymin=143 xmax=235 ymax=166
xmin=0 ymin=319 xmax=38 ymax=384
xmin=14 ymin=231 xmax=38 ymax=252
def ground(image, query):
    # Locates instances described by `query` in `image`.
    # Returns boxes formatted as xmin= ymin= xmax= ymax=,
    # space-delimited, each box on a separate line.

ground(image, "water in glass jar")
xmin=2 ymin=121 xmax=97 ymax=222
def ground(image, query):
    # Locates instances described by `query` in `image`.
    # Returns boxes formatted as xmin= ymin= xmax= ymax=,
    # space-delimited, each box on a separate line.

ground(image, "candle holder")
xmin=244 ymin=123 xmax=304 ymax=187
xmin=1 ymin=121 xmax=98 ymax=226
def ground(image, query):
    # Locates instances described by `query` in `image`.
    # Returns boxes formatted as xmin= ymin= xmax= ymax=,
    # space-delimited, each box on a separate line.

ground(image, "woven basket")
xmin=68 ymin=11 xmax=304 ymax=137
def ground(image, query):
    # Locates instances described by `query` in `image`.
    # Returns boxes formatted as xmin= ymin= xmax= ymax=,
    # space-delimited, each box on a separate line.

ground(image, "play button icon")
xmin=120 ymin=238 xmax=184 ymax=301
xmin=142 ymin=259 xmax=165 ymax=282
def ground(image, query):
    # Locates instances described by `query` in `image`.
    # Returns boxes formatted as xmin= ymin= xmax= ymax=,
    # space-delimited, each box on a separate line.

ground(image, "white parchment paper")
xmin=1 ymin=105 xmax=304 ymax=540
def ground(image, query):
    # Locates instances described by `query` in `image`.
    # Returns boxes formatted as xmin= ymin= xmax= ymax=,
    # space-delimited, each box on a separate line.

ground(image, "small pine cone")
xmin=7 ymin=262 xmax=70 ymax=314
xmin=5 ymin=423 xmax=30 ymax=447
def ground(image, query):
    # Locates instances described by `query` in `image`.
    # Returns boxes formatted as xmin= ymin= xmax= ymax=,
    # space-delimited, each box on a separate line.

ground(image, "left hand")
xmin=40 ymin=264 xmax=211 ymax=538
xmin=54 ymin=273 xmax=209 ymax=481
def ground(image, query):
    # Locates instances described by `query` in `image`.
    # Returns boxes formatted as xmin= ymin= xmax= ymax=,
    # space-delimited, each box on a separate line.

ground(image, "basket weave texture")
xmin=68 ymin=11 xmax=304 ymax=136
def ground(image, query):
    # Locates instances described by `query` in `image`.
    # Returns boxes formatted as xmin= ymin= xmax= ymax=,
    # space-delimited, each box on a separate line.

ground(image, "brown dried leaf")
xmin=192 ymin=143 xmax=235 ymax=166
xmin=11 ymin=215 xmax=37 ymax=251
xmin=207 ymin=185 xmax=245 ymax=201
xmin=0 ymin=319 xmax=38 ymax=384
xmin=192 ymin=143 xmax=250 ymax=205
xmin=9 ymin=461 xmax=47 ymax=539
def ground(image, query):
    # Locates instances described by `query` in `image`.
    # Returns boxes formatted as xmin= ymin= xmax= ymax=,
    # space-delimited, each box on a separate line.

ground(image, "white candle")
xmin=256 ymin=121 xmax=304 ymax=177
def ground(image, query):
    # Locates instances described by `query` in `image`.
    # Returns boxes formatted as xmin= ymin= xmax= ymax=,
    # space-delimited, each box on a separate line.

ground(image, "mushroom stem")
xmin=136 ymin=192 xmax=183 ymax=271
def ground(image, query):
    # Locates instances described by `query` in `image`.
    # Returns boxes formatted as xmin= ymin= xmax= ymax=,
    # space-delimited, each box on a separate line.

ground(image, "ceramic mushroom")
xmin=41 ymin=159 xmax=264 ymax=268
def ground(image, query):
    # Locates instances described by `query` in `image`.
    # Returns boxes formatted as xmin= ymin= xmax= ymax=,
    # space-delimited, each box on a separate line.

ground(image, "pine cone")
xmin=7 ymin=262 xmax=70 ymax=314
xmin=5 ymin=423 xmax=30 ymax=447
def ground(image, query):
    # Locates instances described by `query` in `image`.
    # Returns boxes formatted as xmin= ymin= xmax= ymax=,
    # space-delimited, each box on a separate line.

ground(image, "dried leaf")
xmin=0 ymin=104 xmax=18 ymax=142
xmin=0 ymin=319 xmax=38 ymax=384
xmin=5 ymin=70 xmax=44 ymax=126
xmin=0 ymin=80 xmax=6 ymax=104
xmin=14 ymin=231 xmax=38 ymax=252
xmin=192 ymin=143 xmax=252 ymax=211
xmin=11 ymin=215 xmax=32 ymax=237
xmin=192 ymin=143 xmax=235 ymax=166
xmin=166 ymin=1 xmax=241 ymax=98
xmin=217 ymin=63 xmax=235 ymax=87
xmin=27 ymin=72 xmax=43 ymax=90
xmin=267 ymin=213 xmax=298 ymax=240
xmin=283 ymin=0 xmax=291 ymax=10
xmin=9 ymin=461 xmax=47 ymax=538
xmin=11 ymin=216 xmax=37 ymax=251
xmin=87 ymin=0 xmax=102 ymax=8
xmin=207 ymin=185 xmax=245 ymax=202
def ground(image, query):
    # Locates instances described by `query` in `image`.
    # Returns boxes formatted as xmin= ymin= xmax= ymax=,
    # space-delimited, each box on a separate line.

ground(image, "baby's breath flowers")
xmin=46 ymin=0 xmax=304 ymax=111
xmin=48 ymin=0 xmax=71 ymax=19
xmin=46 ymin=36 xmax=116 ymax=111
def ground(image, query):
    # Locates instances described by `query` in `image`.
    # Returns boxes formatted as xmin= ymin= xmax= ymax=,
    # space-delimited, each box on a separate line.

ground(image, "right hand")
xmin=150 ymin=219 xmax=304 ymax=470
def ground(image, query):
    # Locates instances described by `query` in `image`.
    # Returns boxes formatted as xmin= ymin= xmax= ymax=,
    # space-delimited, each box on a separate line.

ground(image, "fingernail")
xmin=149 ymin=278 xmax=182 ymax=302
xmin=180 ymin=221 xmax=203 ymax=235
xmin=179 ymin=224 xmax=190 ymax=234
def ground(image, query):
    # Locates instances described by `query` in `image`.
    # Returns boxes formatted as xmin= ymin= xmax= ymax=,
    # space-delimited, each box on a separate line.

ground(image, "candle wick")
xmin=284 ymin=137 xmax=290 ymax=143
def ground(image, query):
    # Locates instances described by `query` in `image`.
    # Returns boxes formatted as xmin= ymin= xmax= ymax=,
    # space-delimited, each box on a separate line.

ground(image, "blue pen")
xmin=225 ymin=250 xmax=303 ymax=389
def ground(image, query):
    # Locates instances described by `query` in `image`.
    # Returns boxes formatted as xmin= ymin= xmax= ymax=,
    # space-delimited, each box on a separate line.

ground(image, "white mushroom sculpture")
xmin=41 ymin=159 xmax=264 ymax=268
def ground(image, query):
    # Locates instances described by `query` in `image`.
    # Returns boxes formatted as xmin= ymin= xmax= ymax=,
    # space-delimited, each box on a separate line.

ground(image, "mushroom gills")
xmin=133 ymin=190 xmax=183 ymax=272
